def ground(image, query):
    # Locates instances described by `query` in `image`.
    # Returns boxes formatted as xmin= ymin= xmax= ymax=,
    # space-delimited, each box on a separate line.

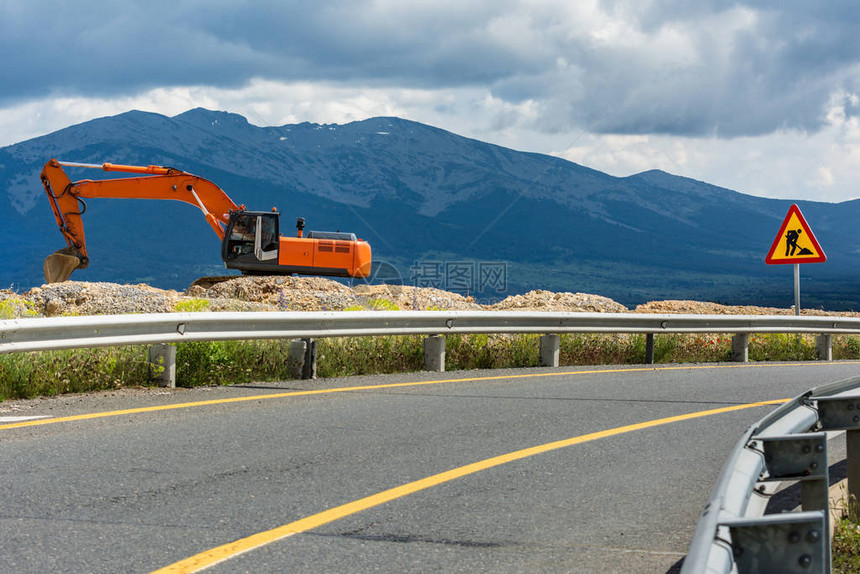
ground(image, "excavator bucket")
xmin=43 ymin=248 xmax=83 ymax=283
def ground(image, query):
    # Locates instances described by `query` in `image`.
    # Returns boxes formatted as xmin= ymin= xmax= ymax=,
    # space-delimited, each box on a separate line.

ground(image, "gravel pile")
xmin=5 ymin=276 xmax=847 ymax=318
xmin=187 ymin=276 xmax=359 ymax=311
xmin=634 ymin=299 xmax=860 ymax=317
xmin=488 ymin=290 xmax=628 ymax=313
xmin=26 ymin=282 xmax=180 ymax=316
xmin=352 ymin=284 xmax=483 ymax=310
xmin=197 ymin=298 xmax=276 ymax=312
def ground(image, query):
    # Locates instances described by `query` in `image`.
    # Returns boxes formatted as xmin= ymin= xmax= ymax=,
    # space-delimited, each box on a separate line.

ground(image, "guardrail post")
xmin=301 ymin=337 xmax=317 ymax=379
xmin=148 ymin=344 xmax=176 ymax=388
xmin=424 ymin=335 xmax=446 ymax=372
xmin=540 ymin=334 xmax=560 ymax=367
xmin=758 ymin=433 xmax=829 ymax=513
xmin=289 ymin=339 xmax=307 ymax=379
xmin=732 ymin=333 xmax=749 ymax=362
xmin=815 ymin=396 xmax=860 ymax=510
xmin=754 ymin=432 xmax=830 ymax=569
xmin=723 ymin=511 xmax=827 ymax=574
xmin=645 ymin=334 xmax=655 ymax=364
xmin=816 ymin=335 xmax=832 ymax=361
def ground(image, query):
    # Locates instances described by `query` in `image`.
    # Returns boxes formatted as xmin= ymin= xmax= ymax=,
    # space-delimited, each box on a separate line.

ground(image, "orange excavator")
xmin=40 ymin=159 xmax=372 ymax=283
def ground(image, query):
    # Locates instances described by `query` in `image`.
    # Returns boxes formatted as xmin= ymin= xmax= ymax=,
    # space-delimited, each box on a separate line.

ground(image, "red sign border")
xmin=765 ymin=204 xmax=826 ymax=265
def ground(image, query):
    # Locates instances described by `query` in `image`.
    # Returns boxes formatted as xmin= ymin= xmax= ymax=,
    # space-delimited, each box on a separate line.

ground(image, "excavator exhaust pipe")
xmin=43 ymin=247 xmax=86 ymax=284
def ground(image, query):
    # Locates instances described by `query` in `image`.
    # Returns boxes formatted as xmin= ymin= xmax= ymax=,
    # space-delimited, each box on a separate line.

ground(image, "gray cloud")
xmin=3 ymin=1 xmax=860 ymax=138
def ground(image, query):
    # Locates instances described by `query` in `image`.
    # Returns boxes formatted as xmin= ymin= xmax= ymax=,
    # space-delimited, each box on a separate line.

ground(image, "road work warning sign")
xmin=765 ymin=204 xmax=826 ymax=264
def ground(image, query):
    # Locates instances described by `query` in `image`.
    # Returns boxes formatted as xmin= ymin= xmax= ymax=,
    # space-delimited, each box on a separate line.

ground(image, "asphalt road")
xmin=1 ymin=361 xmax=858 ymax=573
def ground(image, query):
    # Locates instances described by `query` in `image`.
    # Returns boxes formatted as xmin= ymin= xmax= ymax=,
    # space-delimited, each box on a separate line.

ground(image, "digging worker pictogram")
xmin=785 ymin=228 xmax=802 ymax=256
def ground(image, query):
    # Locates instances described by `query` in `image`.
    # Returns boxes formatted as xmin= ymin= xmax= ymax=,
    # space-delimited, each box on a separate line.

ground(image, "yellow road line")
xmin=152 ymin=397 xmax=789 ymax=573
xmin=0 ymin=361 xmax=850 ymax=432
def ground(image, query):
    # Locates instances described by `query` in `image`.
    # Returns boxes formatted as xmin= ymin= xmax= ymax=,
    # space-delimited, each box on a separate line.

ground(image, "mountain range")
xmin=2 ymin=108 xmax=858 ymax=309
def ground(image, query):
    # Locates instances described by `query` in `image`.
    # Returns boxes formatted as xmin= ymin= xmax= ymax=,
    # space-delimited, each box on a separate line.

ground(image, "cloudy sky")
xmin=3 ymin=0 xmax=860 ymax=202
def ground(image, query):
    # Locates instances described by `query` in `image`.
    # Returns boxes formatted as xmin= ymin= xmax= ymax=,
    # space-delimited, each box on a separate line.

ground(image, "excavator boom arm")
xmin=41 ymin=159 xmax=243 ymax=282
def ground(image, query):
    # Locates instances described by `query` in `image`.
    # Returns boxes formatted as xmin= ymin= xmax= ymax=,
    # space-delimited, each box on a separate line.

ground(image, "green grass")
xmin=2 ymin=332 xmax=860 ymax=401
xmin=344 ymin=298 xmax=401 ymax=312
xmin=318 ymin=336 xmax=422 ymax=377
xmin=175 ymin=340 xmax=295 ymax=386
xmin=834 ymin=516 xmax=860 ymax=573
xmin=173 ymin=298 xmax=211 ymax=313
xmin=0 ymin=296 xmax=38 ymax=319
xmin=750 ymin=333 xmax=817 ymax=361
xmin=0 ymin=346 xmax=150 ymax=401
xmin=833 ymin=496 xmax=860 ymax=573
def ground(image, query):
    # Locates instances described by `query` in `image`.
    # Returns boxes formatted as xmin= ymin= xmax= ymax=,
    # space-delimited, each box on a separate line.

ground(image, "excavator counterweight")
xmin=40 ymin=159 xmax=372 ymax=283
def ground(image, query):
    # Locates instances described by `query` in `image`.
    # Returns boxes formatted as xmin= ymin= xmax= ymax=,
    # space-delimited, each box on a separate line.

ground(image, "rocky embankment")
xmin=0 ymin=275 xmax=857 ymax=318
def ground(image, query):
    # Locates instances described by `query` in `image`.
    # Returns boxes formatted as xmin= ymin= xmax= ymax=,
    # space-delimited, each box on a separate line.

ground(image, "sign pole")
xmin=794 ymin=263 xmax=800 ymax=316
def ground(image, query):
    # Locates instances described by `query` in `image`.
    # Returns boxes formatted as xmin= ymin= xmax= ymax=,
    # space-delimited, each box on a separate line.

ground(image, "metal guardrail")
xmin=3 ymin=310 xmax=860 ymax=354
xmin=3 ymin=310 xmax=860 ymax=569
xmin=682 ymin=375 xmax=860 ymax=574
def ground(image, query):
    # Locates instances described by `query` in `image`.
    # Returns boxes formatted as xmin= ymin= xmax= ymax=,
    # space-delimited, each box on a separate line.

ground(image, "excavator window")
xmin=224 ymin=212 xmax=279 ymax=262
xmin=227 ymin=214 xmax=257 ymax=256
xmin=254 ymin=215 xmax=278 ymax=261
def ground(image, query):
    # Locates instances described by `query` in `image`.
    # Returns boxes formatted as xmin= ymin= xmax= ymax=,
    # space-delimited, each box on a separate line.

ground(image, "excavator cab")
xmin=223 ymin=212 xmax=278 ymax=259
xmin=221 ymin=210 xmax=372 ymax=277
xmin=222 ymin=211 xmax=280 ymax=272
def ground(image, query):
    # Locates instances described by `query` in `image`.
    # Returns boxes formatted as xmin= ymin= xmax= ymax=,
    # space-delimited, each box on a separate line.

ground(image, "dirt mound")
xmin=489 ymin=290 xmax=628 ymax=313
xmin=6 ymin=276 xmax=852 ymax=318
xmin=634 ymin=299 xmax=860 ymax=317
xmin=186 ymin=276 xmax=358 ymax=311
xmin=185 ymin=277 xmax=484 ymax=311
xmin=26 ymin=282 xmax=180 ymax=316
xmin=352 ymin=284 xmax=482 ymax=310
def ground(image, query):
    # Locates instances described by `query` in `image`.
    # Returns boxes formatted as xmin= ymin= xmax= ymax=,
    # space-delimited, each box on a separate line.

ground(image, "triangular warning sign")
xmin=765 ymin=204 xmax=826 ymax=264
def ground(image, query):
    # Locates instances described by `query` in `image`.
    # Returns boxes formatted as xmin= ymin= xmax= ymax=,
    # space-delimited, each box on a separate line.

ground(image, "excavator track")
xmin=188 ymin=276 xmax=243 ymax=290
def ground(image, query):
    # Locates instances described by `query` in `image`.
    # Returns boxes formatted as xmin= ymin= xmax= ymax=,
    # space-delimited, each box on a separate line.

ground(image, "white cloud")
xmin=4 ymin=1 xmax=860 ymax=203
xmin=5 ymin=78 xmax=860 ymax=204
xmin=5 ymin=1 xmax=857 ymax=139
xmin=0 ymin=88 xmax=220 ymax=145
xmin=556 ymin=89 xmax=860 ymax=203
